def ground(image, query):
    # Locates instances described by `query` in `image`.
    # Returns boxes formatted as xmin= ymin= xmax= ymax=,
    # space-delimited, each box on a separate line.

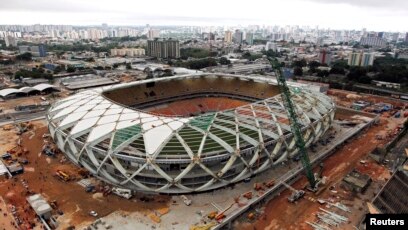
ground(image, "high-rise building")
xmin=348 ymin=52 xmax=362 ymax=66
xmin=19 ymin=45 xmax=47 ymax=57
xmin=265 ymin=42 xmax=277 ymax=51
xmin=234 ymin=30 xmax=243 ymax=44
xmin=5 ymin=36 xmax=17 ymax=47
xmin=318 ymin=49 xmax=332 ymax=65
xmin=391 ymin=33 xmax=399 ymax=42
xmin=246 ymin=33 xmax=254 ymax=45
xmin=405 ymin=32 xmax=408 ymax=43
xmin=348 ymin=52 xmax=374 ymax=67
xmin=147 ymin=39 xmax=180 ymax=59
xmin=148 ymin=29 xmax=160 ymax=39
xmin=360 ymin=53 xmax=375 ymax=67
xmin=224 ymin=31 xmax=232 ymax=43
xmin=360 ymin=37 xmax=386 ymax=48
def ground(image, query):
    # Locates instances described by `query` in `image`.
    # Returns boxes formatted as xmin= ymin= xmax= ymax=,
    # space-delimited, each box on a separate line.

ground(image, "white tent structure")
xmin=0 ymin=83 xmax=59 ymax=99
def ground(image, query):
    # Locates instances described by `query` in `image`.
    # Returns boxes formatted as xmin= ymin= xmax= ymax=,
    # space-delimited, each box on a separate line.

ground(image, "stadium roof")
xmin=47 ymin=73 xmax=334 ymax=157
xmin=0 ymin=83 xmax=59 ymax=98
xmin=46 ymin=73 xmax=335 ymax=193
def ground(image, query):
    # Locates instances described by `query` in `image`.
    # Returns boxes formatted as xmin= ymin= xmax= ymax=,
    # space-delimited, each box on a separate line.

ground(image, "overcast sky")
xmin=0 ymin=0 xmax=406 ymax=31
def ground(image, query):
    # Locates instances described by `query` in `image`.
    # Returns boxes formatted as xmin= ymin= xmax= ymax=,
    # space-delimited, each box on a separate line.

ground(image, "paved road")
xmin=0 ymin=111 xmax=46 ymax=126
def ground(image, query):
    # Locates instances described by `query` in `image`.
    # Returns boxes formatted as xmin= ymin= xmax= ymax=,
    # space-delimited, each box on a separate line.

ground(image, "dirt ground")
xmin=328 ymin=89 xmax=408 ymax=109
xmin=0 ymin=196 xmax=18 ymax=230
xmin=236 ymin=114 xmax=397 ymax=230
xmin=0 ymin=121 xmax=170 ymax=229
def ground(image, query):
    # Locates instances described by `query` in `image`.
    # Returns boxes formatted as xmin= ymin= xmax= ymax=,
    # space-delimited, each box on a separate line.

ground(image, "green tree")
xmin=16 ymin=52 xmax=32 ymax=61
xmin=126 ymin=63 xmax=132 ymax=70
xmin=66 ymin=66 xmax=76 ymax=73
xmin=292 ymin=59 xmax=307 ymax=68
xmin=293 ymin=67 xmax=303 ymax=76
xmin=219 ymin=57 xmax=231 ymax=65
xmin=53 ymin=66 xmax=63 ymax=74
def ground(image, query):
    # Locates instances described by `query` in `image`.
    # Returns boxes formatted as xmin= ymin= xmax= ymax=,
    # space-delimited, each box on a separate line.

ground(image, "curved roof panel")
xmin=33 ymin=83 xmax=59 ymax=91
xmin=19 ymin=87 xmax=40 ymax=94
xmin=0 ymin=83 xmax=59 ymax=98
xmin=0 ymin=88 xmax=21 ymax=97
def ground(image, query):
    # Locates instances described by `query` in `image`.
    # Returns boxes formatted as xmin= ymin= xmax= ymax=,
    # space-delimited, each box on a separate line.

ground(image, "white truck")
xmin=181 ymin=195 xmax=192 ymax=206
xmin=112 ymin=187 xmax=133 ymax=199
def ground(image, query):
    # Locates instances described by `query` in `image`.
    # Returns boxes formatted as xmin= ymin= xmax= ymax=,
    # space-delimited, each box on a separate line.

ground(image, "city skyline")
xmin=0 ymin=0 xmax=407 ymax=32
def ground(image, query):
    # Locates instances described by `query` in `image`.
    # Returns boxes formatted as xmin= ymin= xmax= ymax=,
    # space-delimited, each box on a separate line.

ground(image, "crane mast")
xmin=271 ymin=59 xmax=317 ymax=189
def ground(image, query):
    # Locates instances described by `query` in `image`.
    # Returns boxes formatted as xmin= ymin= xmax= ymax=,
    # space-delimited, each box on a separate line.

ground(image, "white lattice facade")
xmin=46 ymin=74 xmax=335 ymax=193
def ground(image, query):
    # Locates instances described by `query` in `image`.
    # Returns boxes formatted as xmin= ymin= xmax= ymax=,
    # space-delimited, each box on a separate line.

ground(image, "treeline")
xmin=180 ymin=48 xmax=216 ymax=60
xmin=45 ymin=43 xmax=118 ymax=53
xmin=292 ymin=56 xmax=408 ymax=88
xmin=174 ymin=58 xmax=218 ymax=69
xmin=14 ymin=68 xmax=53 ymax=80
xmin=99 ymin=35 xmax=147 ymax=42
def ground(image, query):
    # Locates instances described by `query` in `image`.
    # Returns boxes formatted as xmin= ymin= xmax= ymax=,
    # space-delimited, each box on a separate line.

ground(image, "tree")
xmin=242 ymin=52 xmax=251 ymax=59
xmin=317 ymin=70 xmax=329 ymax=78
xmin=292 ymin=59 xmax=307 ymax=68
xmin=293 ymin=67 xmax=303 ymax=76
xmin=347 ymin=66 xmax=367 ymax=82
xmin=180 ymin=48 xmax=210 ymax=60
xmin=16 ymin=52 xmax=32 ymax=61
xmin=126 ymin=63 xmax=132 ymax=70
xmin=308 ymin=61 xmax=320 ymax=69
xmin=53 ymin=66 xmax=63 ymax=74
xmin=219 ymin=57 xmax=231 ymax=65
xmin=66 ymin=66 xmax=76 ymax=73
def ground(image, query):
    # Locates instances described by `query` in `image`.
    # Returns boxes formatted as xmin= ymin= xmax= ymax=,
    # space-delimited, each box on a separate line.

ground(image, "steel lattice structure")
xmin=46 ymin=74 xmax=335 ymax=193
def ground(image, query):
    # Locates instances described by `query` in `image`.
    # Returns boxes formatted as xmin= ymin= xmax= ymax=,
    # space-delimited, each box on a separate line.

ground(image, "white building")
xmin=111 ymin=48 xmax=145 ymax=57
xmin=5 ymin=35 xmax=17 ymax=47
xmin=148 ymin=29 xmax=160 ymax=39
xmin=265 ymin=42 xmax=277 ymax=51
xmin=360 ymin=37 xmax=386 ymax=48
xmin=224 ymin=31 xmax=232 ymax=43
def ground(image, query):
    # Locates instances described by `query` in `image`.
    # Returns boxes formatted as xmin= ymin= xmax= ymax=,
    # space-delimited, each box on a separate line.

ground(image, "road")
xmin=0 ymin=111 xmax=46 ymax=126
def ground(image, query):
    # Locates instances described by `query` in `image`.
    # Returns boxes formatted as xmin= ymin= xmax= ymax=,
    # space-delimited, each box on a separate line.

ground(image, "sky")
xmin=0 ymin=0 xmax=407 ymax=31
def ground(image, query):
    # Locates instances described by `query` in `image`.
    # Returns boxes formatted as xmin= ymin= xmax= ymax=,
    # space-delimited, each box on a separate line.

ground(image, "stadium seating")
xmin=148 ymin=97 xmax=249 ymax=116
xmin=103 ymin=75 xmax=280 ymax=110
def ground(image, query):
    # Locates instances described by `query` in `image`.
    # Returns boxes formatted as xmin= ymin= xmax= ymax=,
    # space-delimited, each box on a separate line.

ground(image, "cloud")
xmin=0 ymin=0 xmax=407 ymax=31
xmin=0 ymin=0 xmax=96 ymax=12
xmin=305 ymin=0 xmax=408 ymax=9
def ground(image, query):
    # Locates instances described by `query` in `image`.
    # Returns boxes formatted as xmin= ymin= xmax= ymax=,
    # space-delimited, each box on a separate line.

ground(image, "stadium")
xmin=46 ymin=74 xmax=335 ymax=194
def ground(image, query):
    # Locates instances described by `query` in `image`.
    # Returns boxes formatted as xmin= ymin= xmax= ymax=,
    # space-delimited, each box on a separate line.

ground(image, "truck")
xmin=111 ymin=187 xmax=132 ymax=199
xmin=181 ymin=195 xmax=192 ymax=206
xmin=55 ymin=170 xmax=70 ymax=182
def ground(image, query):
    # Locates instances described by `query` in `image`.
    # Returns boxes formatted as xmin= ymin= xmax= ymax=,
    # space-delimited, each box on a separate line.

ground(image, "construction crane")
xmin=270 ymin=58 xmax=317 ymax=190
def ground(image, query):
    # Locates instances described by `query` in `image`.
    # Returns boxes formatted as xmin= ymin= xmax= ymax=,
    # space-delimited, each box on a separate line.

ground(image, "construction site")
xmin=0 ymin=73 xmax=407 ymax=230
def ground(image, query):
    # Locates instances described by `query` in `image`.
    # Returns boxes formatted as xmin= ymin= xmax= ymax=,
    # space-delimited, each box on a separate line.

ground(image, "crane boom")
xmin=271 ymin=59 xmax=316 ymax=189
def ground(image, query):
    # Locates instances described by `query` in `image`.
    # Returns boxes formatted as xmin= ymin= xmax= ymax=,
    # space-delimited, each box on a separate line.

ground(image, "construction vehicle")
xmin=50 ymin=200 xmax=58 ymax=209
xmin=112 ymin=187 xmax=133 ymax=199
xmin=263 ymin=180 xmax=275 ymax=188
xmin=211 ymin=202 xmax=235 ymax=221
xmin=181 ymin=195 xmax=192 ymax=206
xmin=253 ymin=183 xmax=264 ymax=191
xmin=270 ymin=58 xmax=319 ymax=191
xmin=42 ymin=145 xmax=55 ymax=157
xmin=281 ymin=181 xmax=305 ymax=203
xmin=190 ymin=222 xmax=216 ymax=230
xmin=55 ymin=170 xmax=70 ymax=181
xmin=243 ymin=191 xmax=253 ymax=200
